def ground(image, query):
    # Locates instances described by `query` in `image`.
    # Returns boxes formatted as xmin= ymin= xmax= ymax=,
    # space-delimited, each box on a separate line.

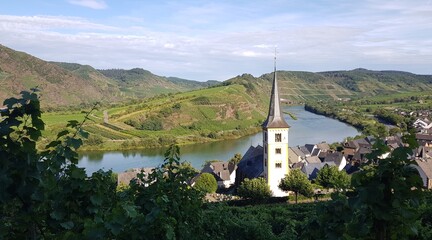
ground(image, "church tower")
xmin=262 ymin=57 xmax=290 ymax=197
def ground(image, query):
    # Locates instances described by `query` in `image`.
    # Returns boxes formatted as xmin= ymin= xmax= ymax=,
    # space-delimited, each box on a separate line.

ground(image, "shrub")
xmin=85 ymin=134 xmax=104 ymax=146
xmin=237 ymin=178 xmax=272 ymax=200
xmin=194 ymin=173 xmax=217 ymax=193
xmin=140 ymin=116 xmax=163 ymax=131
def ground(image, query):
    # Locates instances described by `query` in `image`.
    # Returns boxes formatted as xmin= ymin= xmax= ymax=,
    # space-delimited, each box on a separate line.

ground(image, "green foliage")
xmin=315 ymin=165 xmax=350 ymax=190
xmin=192 ymin=96 xmax=211 ymax=105
xmin=194 ymin=173 xmax=218 ymax=193
xmin=1 ymin=90 xmax=205 ymax=239
xmin=304 ymin=136 xmax=425 ymax=239
xmin=279 ymin=169 xmax=313 ymax=204
xmin=129 ymin=144 xmax=204 ymax=239
xmin=237 ymin=178 xmax=272 ymax=200
xmin=229 ymin=153 xmax=242 ymax=165
xmin=85 ymin=134 xmax=104 ymax=145
xmin=140 ymin=116 xmax=163 ymax=130
xmin=202 ymin=202 xmax=318 ymax=239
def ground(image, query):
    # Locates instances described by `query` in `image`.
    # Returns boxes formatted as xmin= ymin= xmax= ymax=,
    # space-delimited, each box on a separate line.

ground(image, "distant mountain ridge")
xmin=227 ymin=69 xmax=432 ymax=101
xmin=97 ymin=68 xmax=218 ymax=98
xmin=1 ymin=43 xmax=432 ymax=108
xmin=0 ymin=44 xmax=219 ymax=108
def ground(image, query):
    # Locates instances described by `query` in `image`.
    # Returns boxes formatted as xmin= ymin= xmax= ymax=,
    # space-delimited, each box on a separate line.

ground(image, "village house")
xmin=342 ymin=137 xmax=373 ymax=163
xmin=323 ymin=152 xmax=347 ymax=171
xmin=117 ymin=168 xmax=153 ymax=186
xmin=201 ymin=161 xmax=237 ymax=188
xmin=414 ymin=158 xmax=432 ymax=189
xmin=413 ymin=118 xmax=432 ymax=131
xmin=288 ymin=146 xmax=305 ymax=166
xmin=301 ymin=162 xmax=336 ymax=180
xmin=416 ymin=133 xmax=432 ymax=147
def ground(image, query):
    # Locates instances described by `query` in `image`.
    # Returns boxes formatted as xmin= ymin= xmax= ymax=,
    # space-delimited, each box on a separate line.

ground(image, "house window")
xmin=275 ymin=133 xmax=282 ymax=142
xmin=275 ymin=148 xmax=281 ymax=154
xmin=275 ymin=162 xmax=282 ymax=168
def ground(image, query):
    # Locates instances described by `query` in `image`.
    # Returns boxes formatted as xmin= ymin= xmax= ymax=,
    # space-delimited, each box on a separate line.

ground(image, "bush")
xmin=140 ymin=116 xmax=163 ymax=131
xmin=194 ymin=173 xmax=217 ymax=193
xmin=237 ymin=178 xmax=272 ymax=200
xmin=85 ymin=134 xmax=104 ymax=146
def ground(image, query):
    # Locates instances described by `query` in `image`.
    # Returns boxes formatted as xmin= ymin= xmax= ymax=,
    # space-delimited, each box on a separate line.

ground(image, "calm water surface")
xmin=78 ymin=106 xmax=359 ymax=173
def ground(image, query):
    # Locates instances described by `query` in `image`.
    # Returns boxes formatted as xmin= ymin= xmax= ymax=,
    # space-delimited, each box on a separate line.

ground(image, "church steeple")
xmin=262 ymin=54 xmax=290 ymax=129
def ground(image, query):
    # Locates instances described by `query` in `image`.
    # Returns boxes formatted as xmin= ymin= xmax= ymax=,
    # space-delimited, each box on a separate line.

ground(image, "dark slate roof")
xmin=324 ymin=152 xmax=345 ymax=166
xmin=262 ymin=68 xmax=290 ymax=129
xmin=311 ymin=148 xmax=321 ymax=157
xmin=318 ymin=151 xmax=328 ymax=161
xmin=301 ymin=162 xmax=335 ymax=180
xmin=237 ymin=145 xmax=264 ymax=179
xmin=343 ymin=163 xmax=360 ymax=174
xmin=305 ymin=144 xmax=316 ymax=154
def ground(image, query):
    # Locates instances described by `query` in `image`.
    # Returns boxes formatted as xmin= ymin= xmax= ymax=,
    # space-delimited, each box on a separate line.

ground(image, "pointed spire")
xmin=263 ymin=51 xmax=290 ymax=129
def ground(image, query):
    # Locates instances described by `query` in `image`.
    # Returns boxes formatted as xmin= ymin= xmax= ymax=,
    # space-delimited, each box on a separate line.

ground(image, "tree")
xmin=279 ymin=169 xmax=313 ymax=204
xmin=304 ymin=134 xmax=425 ymax=240
xmin=346 ymin=143 xmax=424 ymax=239
xmin=194 ymin=173 xmax=218 ymax=193
xmin=129 ymin=144 xmax=204 ymax=239
xmin=237 ymin=178 xmax=272 ymax=200
xmin=229 ymin=153 xmax=242 ymax=165
xmin=315 ymin=165 xmax=350 ymax=190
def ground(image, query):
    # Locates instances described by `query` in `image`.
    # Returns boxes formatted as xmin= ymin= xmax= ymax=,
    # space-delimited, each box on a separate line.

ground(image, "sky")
xmin=0 ymin=0 xmax=431 ymax=81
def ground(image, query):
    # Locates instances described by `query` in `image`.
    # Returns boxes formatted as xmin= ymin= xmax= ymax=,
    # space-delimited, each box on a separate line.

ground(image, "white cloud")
xmin=0 ymin=15 xmax=116 ymax=31
xmin=1 ymin=0 xmax=432 ymax=80
xmin=68 ymin=0 xmax=107 ymax=10
xmin=163 ymin=43 xmax=175 ymax=49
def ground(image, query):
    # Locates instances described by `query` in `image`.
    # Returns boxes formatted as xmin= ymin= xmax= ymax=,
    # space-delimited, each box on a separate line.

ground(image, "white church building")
xmin=236 ymin=62 xmax=290 ymax=197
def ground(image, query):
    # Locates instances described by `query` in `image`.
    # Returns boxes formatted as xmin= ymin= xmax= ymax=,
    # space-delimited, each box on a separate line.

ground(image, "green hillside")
xmin=0 ymin=44 xmax=220 ymax=109
xmin=41 ymin=68 xmax=432 ymax=150
xmin=227 ymin=69 xmax=432 ymax=101
xmin=42 ymin=82 xmax=269 ymax=150
xmin=97 ymin=68 xmax=220 ymax=98
xmin=0 ymin=45 xmax=122 ymax=109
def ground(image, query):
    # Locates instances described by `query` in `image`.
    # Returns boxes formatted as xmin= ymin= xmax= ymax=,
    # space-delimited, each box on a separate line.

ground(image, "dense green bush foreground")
xmin=2 ymin=91 xmax=432 ymax=239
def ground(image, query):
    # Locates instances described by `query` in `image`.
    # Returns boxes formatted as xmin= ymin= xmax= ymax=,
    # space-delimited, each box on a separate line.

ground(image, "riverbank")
xmin=78 ymin=126 xmax=262 ymax=151
xmin=78 ymin=106 xmax=359 ymax=173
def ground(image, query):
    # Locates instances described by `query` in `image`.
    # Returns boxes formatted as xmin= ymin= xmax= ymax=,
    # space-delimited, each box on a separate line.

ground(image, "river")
xmin=78 ymin=106 xmax=359 ymax=173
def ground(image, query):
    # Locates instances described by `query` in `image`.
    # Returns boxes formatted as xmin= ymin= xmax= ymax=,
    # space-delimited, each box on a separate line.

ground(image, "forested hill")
xmin=97 ymin=68 xmax=219 ymax=98
xmin=0 ymin=44 xmax=219 ymax=109
xmin=226 ymin=69 xmax=432 ymax=101
xmin=2 ymin=43 xmax=432 ymax=109
xmin=0 ymin=44 xmax=123 ymax=109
